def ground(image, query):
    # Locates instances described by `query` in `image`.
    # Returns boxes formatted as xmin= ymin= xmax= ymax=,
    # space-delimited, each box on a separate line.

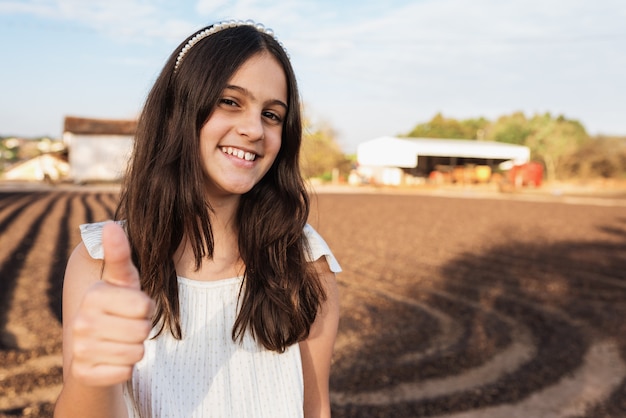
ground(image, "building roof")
xmin=357 ymin=136 xmax=531 ymax=168
xmin=63 ymin=116 xmax=137 ymax=136
xmin=2 ymin=153 xmax=69 ymax=181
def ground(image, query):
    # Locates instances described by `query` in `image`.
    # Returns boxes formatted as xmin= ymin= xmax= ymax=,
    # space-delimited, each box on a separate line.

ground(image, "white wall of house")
xmin=65 ymin=133 xmax=133 ymax=183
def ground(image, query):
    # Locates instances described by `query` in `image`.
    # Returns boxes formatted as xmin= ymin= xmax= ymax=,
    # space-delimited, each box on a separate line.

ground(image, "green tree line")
xmin=402 ymin=112 xmax=626 ymax=181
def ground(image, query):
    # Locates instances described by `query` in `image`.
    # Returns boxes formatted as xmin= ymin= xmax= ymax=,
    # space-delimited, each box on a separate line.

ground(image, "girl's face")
xmin=199 ymin=52 xmax=287 ymax=199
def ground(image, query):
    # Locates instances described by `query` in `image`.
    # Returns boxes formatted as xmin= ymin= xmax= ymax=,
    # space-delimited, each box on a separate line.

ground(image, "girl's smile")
xmin=220 ymin=146 xmax=258 ymax=162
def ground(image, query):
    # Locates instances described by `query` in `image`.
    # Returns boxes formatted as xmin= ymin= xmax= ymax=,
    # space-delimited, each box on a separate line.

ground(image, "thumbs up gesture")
xmin=69 ymin=222 xmax=154 ymax=386
xmin=101 ymin=222 xmax=143 ymax=288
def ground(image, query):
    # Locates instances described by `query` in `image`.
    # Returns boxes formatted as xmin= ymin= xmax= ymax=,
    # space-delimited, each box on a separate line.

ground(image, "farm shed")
xmin=356 ymin=136 xmax=531 ymax=185
xmin=63 ymin=116 xmax=137 ymax=183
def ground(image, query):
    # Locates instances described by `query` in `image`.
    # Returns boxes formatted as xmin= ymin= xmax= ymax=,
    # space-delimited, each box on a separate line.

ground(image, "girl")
xmin=54 ymin=20 xmax=340 ymax=418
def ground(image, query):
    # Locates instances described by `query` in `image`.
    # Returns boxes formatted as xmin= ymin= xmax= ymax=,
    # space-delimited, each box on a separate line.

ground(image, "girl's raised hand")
xmin=70 ymin=222 xmax=154 ymax=386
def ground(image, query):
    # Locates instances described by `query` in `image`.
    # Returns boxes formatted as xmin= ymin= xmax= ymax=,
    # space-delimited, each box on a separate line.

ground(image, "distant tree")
xmin=561 ymin=136 xmax=626 ymax=179
xmin=405 ymin=113 xmax=488 ymax=139
xmin=460 ymin=117 xmax=491 ymax=140
xmin=525 ymin=113 xmax=590 ymax=181
xmin=484 ymin=112 xmax=533 ymax=145
xmin=0 ymin=138 xmax=20 ymax=172
xmin=300 ymin=117 xmax=350 ymax=181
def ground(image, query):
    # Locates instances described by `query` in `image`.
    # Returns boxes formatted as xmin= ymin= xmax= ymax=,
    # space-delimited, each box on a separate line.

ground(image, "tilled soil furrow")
xmin=93 ymin=192 xmax=118 ymax=219
xmin=0 ymin=194 xmax=58 ymax=350
xmin=0 ymin=193 xmax=46 ymax=234
xmin=1 ymin=193 xmax=74 ymax=350
xmin=1 ymin=190 xmax=626 ymax=417
xmin=0 ymin=192 xmax=23 ymax=211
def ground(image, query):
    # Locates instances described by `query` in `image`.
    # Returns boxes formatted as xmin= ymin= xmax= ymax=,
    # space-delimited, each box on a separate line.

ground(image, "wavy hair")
xmin=115 ymin=24 xmax=325 ymax=352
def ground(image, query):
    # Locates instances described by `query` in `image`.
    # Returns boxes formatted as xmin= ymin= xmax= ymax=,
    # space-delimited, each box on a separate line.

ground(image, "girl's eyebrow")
xmin=224 ymin=85 xmax=288 ymax=110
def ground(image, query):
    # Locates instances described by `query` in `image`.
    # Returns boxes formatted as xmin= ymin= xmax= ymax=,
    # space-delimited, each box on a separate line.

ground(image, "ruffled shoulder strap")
xmin=79 ymin=220 xmax=125 ymax=260
xmin=303 ymin=224 xmax=342 ymax=273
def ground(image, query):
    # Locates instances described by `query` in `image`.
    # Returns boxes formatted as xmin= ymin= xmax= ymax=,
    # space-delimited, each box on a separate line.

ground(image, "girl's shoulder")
xmin=303 ymin=224 xmax=341 ymax=273
xmin=79 ymin=221 xmax=341 ymax=273
xmin=79 ymin=220 xmax=125 ymax=260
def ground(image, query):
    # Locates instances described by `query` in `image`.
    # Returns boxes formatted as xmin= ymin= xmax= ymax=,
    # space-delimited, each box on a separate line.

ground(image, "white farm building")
xmin=355 ymin=136 xmax=531 ymax=186
xmin=63 ymin=116 xmax=137 ymax=183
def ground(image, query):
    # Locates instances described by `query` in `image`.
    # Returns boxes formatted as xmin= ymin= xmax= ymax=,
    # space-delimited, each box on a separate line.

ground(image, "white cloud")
xmin=0 ymin=0 xmax=197 ymax=44
xmin=193 ymin=0 xmax=311 ymax=29
xmin=195 ymin=0 xmax=231 ymax=17
xmin=0 ymin=0 xmax=57 ymax=17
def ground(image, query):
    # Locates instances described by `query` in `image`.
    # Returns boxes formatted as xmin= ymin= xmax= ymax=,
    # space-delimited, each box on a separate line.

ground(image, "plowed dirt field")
xmin=1 ymin=185 xmax=625 ymax=417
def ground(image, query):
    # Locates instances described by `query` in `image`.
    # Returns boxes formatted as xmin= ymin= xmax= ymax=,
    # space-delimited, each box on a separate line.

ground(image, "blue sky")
xmin=1 ymin=0 xmax=625 ymax=153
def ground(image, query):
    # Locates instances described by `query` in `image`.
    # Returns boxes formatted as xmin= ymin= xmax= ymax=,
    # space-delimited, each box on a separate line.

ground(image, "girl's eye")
xmin=220 ymin=98 xmax=238 ymax=107
xmin=263 ymin=111 xmax=283 ymax=123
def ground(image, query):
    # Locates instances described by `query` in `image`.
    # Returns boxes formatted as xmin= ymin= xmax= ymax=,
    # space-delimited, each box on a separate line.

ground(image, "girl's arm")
xmin=299 ymin=258 xmax=340 ymax=418
xmin=54 ymin=222 xmax=153 ymax=418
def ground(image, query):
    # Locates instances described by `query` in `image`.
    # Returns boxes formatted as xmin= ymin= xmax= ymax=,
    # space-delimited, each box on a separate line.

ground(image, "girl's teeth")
xmin=222 ymin=147 xmax=255 ymax=161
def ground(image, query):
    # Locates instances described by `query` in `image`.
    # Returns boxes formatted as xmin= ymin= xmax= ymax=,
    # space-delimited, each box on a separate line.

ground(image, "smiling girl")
xmin=54 ymin=21 xmax=340 ymax=418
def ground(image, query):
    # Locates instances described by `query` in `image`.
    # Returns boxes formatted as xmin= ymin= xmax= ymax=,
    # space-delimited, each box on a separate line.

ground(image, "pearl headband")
xmin=174 ymin=19 xmax=286 ymax=73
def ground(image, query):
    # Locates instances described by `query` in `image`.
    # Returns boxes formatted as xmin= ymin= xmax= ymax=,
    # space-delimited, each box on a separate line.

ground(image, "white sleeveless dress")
xmin=80 ymin=222 xmax=341 ymax=418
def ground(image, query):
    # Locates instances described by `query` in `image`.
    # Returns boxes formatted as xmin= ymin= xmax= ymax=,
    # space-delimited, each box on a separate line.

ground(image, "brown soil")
xmin=1 ymin=185 xmax=625 ymax=417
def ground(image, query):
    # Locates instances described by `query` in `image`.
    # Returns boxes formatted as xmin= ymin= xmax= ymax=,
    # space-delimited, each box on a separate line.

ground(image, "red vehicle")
xmin=509 ymin=162 xmax=543 ymax=187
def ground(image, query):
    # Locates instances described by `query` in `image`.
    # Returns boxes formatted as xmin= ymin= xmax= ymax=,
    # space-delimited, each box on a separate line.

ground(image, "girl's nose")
xmin=237 ymin=111 xmax=264 ymax=141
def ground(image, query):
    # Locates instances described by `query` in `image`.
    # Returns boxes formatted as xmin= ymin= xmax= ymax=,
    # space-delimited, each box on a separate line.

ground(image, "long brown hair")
xmin=115 ymin=24 xmax=325 ymax=353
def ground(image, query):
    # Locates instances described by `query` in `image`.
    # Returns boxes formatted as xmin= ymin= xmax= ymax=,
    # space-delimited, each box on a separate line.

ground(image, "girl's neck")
xmin=174 ymin=195 xmax=244 ymax=281
xmin=208 ymin=200 xmax=238 ymax=233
